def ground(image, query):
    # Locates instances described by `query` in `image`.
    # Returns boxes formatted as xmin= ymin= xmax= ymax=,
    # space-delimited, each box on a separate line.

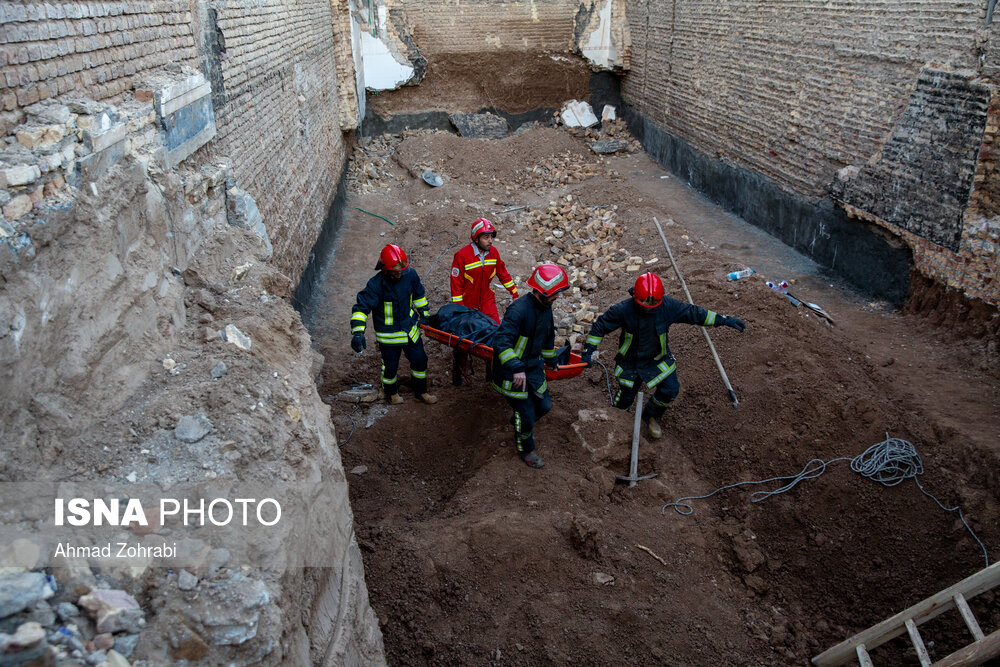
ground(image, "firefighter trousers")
xmin=613 ymin=371 xmax=680 ymax=421
xmin=504 ymin=387 xmax=552 ymax=455
xmin=378 ymin=339 xmax=428 ymax=397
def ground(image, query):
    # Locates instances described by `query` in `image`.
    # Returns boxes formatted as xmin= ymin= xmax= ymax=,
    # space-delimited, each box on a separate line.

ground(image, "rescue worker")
xmin=581 ymin=272 xmax=745 ymax=438
xmin=490 ymin=264 xmax=569 ymax=468
xmin=449 ymin=218 xmax=519 ymax=385
xmin=350 ymin=244 xmax=438 ymax=405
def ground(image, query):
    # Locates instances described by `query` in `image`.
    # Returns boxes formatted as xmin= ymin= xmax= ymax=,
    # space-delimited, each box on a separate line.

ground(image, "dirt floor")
xmin=306 ymin=123 xmax=1000 ymax=665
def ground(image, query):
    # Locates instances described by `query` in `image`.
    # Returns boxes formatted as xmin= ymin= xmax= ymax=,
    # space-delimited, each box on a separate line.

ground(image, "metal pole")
xmin=629 ymin=392 xmax=643 ymax=487
xmin=653 ymin=217 xmax=740 ymax=409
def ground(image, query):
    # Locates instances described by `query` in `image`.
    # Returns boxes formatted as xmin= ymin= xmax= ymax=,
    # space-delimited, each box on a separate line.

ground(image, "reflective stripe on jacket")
xmin=490 ymin=294 xmax=555 ymax=398
xmin=350 ymin=268 xmax=430 ymax=346
xmin=584 ymin=296 xmax=718 ymax=370
xmin=450 ymin=244 xmax=518 ymax=312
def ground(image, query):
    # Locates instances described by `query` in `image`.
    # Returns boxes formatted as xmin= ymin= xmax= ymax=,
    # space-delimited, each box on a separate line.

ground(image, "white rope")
xmin=662 ymin=435 xmax=989 ymax=567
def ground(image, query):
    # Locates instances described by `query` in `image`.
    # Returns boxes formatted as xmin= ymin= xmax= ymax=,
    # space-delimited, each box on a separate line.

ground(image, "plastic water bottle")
xmin=727 ymin=268 xmax=754 ymax=281
xmin=766 ymin=280 xmax=789 ymax=294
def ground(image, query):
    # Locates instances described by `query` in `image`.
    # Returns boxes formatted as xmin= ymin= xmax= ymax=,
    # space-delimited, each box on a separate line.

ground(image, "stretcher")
xmin=419 ymin=324 xmax=588 ymax=380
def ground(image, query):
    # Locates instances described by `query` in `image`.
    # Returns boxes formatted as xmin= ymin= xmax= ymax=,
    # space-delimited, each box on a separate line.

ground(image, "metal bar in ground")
xmin=628 ymin=392 xmax=643 ymax=487
xmin=653 ymin=216 xmax=739 ymax=409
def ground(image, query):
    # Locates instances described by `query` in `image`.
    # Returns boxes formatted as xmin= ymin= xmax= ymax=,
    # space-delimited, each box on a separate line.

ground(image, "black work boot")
xmin=520 ymin=451 xmax=544 ymax=468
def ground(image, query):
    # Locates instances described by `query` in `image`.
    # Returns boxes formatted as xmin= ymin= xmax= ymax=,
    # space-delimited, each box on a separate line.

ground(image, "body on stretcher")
xmin=419 ymin=324 xmax=588 ymax=381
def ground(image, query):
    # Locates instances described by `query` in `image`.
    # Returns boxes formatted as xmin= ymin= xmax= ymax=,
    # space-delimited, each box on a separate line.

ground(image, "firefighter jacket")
xmin=490 ymin=294 xmax=557 ymax=400
xmin=450 ymin=244 xmax=518 ymax=313
xmin=350 ymin=268 xmax=431 ymax=346
xmin=583 ymin=296 xmax=721 ymax=387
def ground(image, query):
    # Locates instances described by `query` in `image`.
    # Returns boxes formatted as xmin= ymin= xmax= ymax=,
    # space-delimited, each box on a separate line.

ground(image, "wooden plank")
xmin=813 ymin=562 xmax=1000 ymax=666
xmin=953 ymin=593 xmax=985 ymax=642
xmin=932 ymin=626 xmax=1000 ymax=667
xmin=856 ymin=644 xmax=874 ymax=667
xmin=905 ymin=618 xmax=931 ymax=667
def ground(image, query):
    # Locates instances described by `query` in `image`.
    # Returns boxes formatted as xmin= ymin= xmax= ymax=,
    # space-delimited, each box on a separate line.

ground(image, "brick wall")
xmin=206 ymin=0 xmax=350 ymax=279
xmin=395 ymin=0 xmax=578 ymax=55
xmin=836 ymin=69 xmax=991 ymax=252
xmin=1 ymin=0 xmax=355 ymax=281
xmin=1 ymin=2 xmax=197 ymax=108
xmin=622 ymin=0 xmax=984 ymax=199
xmin=623 ymin=0 xmax=1000 ymax=305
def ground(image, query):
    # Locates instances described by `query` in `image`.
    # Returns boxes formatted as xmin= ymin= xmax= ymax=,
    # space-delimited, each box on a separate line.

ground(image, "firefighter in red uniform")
xmin=449 ymin=218 xmax=519 ymax=385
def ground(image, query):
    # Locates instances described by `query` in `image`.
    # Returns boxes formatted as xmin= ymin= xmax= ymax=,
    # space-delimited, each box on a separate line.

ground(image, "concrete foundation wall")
xmin=622 ymin=0 xmax=1000 ymax=305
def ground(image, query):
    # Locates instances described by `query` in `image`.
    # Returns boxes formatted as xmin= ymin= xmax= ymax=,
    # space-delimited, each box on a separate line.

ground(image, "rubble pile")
xmin=578 ymin=118 xmax=643 ymax=153
xmin=516 ymin=151 xmax=618 ymax=192
xmin=0 ymin=98 xmax=163 ymax=249
xmin=0 ymin=568 xmax=143 ymax=666
xmin=346 ymin=135 xmax=402 ymax=194
xmin=527 ymin=199 xmax=658 ymax=341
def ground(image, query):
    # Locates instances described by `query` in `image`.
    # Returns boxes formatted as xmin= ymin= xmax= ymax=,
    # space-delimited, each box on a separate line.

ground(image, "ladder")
xmin=812 ymin=561 xmax=1000 ymax=667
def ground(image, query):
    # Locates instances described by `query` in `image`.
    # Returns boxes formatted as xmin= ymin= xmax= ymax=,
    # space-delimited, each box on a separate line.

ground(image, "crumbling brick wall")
xmin=395 ymin=0 xmax=578 ymax=55
xmin=206 ymin=0 xmax=349 ymax=280
xmin=0 ymin=3 xmax=198 ymax=108
xmin=1 ymin=0 xmax=357 ymax=281
xmin=623 ymin=0 xmax=999 ymax=305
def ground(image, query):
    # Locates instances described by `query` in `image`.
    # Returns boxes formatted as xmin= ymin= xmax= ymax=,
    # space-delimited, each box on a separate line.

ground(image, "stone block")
xmin=83 ymin=121 xmax=126 ymax=153
xmin=3 ymin=194 xmax=32 ymax=220
xmin=0 ymin=164 xmax=41 ymax=187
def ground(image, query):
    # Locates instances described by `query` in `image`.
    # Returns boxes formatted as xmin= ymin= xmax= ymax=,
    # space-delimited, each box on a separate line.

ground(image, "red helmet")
xmin=376 ymin=244 xmax=408 ymax=271
xmin=633 ymin=272 xmax=664 ymax=308
xmin=527 ymin=264 xmax=569 ymax=297
xmin=470 ymin=218 xmax=497 ymax=241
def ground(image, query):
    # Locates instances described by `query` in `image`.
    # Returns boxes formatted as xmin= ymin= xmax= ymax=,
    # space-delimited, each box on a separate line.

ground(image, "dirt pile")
xmin=1 ymin=136 xmax=384 ymax=664
xmin=311 ymin=123 xmax=1000 ymax=665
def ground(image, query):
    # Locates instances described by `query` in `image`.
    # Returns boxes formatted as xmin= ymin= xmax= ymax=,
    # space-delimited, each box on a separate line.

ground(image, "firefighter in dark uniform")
xmin=490 ymin=264 xmax=569 ymax=468
xmin=581 ymin=272 xmax=745 ymax=438
xmin=350 ymin=244 xmax=438 ymax=405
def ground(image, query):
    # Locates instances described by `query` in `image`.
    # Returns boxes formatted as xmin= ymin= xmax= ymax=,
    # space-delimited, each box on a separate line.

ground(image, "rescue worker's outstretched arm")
xmin=349 ymin=282 xmax=378 ymax=352
xmin=581 ymin=305 xmax=625 ymax=366
xmin=449 ymin=253 xmax=464 ymax=304
xmin=671 ymin=298 xmax=746 ymax=332
xmin=496 ymin=257 xmax=519 ymax=299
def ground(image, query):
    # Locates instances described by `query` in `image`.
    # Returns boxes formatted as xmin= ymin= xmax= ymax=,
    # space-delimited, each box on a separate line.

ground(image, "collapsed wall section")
xmin=362 ymin=0 xmax=599 ymax=116
xmin=621 ymin=0 xmax=999 ymax=305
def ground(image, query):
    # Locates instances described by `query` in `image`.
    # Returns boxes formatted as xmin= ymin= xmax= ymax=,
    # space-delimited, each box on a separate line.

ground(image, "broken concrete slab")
xmin=449 ymin=112 xmax=510 ymax=140
xmin=589 ymin=140 xmax=629 ymax=154
xmin=560 ymin=100 xmax=598 ymax=128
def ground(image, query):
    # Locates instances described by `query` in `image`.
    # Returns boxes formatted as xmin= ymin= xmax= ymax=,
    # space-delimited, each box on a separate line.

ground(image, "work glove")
xmin=544 ymin=357 xmax=559 ymax=370
xmin=350 ymin=333 xmax=367 ymax=353
xmin=719 ymin=316 xmax=746 ymax=333
xmin=581 ymin=347 xmax=595 ymax=367
xmin=418 ymin=314 xmax=430 ymax=326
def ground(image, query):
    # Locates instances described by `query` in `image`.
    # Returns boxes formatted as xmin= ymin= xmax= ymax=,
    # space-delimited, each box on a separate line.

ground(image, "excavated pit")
xmin=301 ymin=121 xmax=1000 ymax=664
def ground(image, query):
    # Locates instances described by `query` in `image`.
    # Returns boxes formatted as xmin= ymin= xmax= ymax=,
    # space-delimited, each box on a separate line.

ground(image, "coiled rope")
xmin=661 ymin=435 xmax=989 ymax=567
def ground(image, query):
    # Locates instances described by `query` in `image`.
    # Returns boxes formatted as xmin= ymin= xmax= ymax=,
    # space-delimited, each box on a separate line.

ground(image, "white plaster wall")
xmin=358 ymin=5 xmax=414 ymax=91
